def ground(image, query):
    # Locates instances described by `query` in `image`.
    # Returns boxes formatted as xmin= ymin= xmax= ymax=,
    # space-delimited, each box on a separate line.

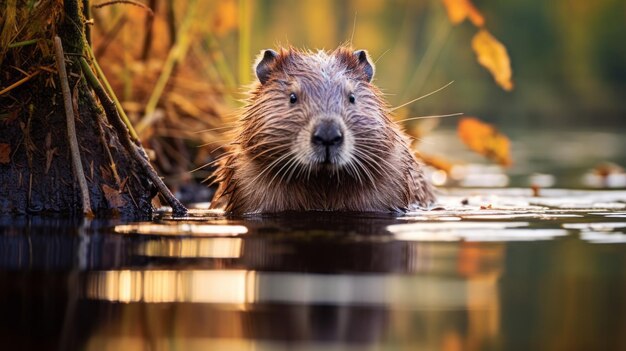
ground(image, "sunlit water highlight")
xmin=1 ymin=188 xmax=626 ymax=350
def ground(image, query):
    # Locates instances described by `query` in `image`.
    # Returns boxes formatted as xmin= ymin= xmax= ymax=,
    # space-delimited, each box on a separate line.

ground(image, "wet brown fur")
xmin=210 ymin=47 xmax=435 ymax=214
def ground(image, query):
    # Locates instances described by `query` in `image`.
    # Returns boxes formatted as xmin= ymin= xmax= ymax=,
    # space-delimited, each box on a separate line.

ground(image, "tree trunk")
xmin=0 ymin=0 xmax=185 ymax=217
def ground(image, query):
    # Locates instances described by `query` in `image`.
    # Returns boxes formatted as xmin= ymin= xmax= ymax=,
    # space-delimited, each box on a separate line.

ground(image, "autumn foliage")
xmin=422 ymin=0 xmax=515 ymax=173
xmin=458 ymin=117 xmax=512 ymax=167
xmin=441 ymin=0 xmax=514 ymax=91
xmin=441 ymin=0 xmax=485 ymax=27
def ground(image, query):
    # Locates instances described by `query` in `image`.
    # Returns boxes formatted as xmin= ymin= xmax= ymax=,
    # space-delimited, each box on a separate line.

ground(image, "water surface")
xmin=1 ymin=188 xmax=626 ymax=351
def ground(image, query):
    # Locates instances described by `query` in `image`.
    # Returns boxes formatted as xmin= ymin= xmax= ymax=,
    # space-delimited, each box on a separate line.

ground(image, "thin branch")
xmin=83 ymin=0 xmax=92 ymax=45
xmin=8 ymin=38 xmax=41 ymax=48
xmin=93 ymin=0 xmax=154 ymax=15
xmin=140 ymin=0 xmax=157 ymax=61
xmin=166 ymin=0 xmax=176 ymax=46
xmin=85 ymin=44 xmax=139 ymax=141
xmin=54 ymin=36 xmax=93 ymax=216
xmin=136 ymin=0 xmax=198 ymax=135
xmin=80 ymin=56 xmax=187 ymax=216
xmin=94 ymin=14 xmax=127 ymax=57
xmin=0 ymin=70 xmax=41 ymax=96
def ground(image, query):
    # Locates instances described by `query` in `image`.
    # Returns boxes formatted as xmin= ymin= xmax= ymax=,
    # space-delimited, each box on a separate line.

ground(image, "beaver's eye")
xmin=289 ymin=93 xmax=298 ymax=104
xmin=348 ymin=93 xmax=356 ymax=104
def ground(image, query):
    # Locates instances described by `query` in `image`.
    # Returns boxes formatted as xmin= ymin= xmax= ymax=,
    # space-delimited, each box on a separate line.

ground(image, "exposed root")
xmin=79 ymin=56 xmax=187 ymax=216
xmin=54 ymin=36 xmax=93 ymax=216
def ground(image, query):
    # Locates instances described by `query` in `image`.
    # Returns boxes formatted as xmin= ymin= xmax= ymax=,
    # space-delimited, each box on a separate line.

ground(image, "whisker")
xmin=247 ymin=144 xmax=291 ymax=163
xmin=395 ymin=112 xmax=463 ymax=123
xmin=390 ymin=81 xmax=454 ymax=111
xmin=351 ymin=152 xmax=378 ymax=190
xmin=356 ymin=146 xmax=402 ymax=175
xmin=284 ymin=158 xmax=302 ymax=184
xmin=196 ymin=138 xmax=235 ymax=148
xmin=189 ymin=160 xmax=216 ymax=173
xmin=374 ymin=48 xmax=391 ymax=65
xmin=248 ymin=151 xmax=294 ymax=186
xmin=349 ymin=11 xmax=357 ymax=45
xmin=192 ymin=124 xmax=238 ymax=133
xmin=267 ymin=150 xmax=299 ymax=188
xmin=354 ymin=157 xmax=377 ymax=190
xmin=345 ymin=159 xmax=363 ymax=186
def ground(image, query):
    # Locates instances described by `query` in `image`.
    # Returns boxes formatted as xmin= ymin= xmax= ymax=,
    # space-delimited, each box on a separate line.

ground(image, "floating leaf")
xmin=458 ymin=117 xmax=512 ymax=167
xmin=471 ymin=29 xmax=514 ymax=91
xmin=441 ymin=0 xmax=485 ymax=27
xmin=0 ymin=143 xmax=10 ymax=164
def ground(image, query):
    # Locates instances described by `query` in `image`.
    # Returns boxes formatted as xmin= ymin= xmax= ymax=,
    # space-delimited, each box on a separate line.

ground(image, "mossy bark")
xmin=0 ymin=0 xmax=159 ymax=217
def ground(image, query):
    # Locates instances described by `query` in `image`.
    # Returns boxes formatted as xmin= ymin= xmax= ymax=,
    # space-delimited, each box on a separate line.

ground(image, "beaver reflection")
xmin=0 ymin=217 xmax=503 ymax=350
xmin=72 ymin=235 xmax=503 ymax=350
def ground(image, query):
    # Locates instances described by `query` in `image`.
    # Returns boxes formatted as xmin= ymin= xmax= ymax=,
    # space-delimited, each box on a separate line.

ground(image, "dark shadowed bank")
xmin=0 ymin=0 xmax=185 ymax=217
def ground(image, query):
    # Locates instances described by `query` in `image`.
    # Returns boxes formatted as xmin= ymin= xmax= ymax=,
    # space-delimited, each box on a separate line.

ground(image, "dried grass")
xmin=90 ymin=1 xmax=241 ymax=186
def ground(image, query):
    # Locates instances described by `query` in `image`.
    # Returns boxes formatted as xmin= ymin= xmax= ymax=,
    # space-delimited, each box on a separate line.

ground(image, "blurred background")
xmin=2 ymin=3 xmax=626 ymax=350
xmin=91 ymin=0 xmax=626 ymax=198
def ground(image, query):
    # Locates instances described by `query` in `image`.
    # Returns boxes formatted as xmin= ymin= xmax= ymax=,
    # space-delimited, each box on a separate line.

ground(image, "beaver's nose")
xmin=312 ymin=121 xmax=343 ymax=147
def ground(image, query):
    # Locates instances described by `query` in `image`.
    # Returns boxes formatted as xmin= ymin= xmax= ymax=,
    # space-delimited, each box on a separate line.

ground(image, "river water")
xmin=1 ymin=187 xmax=626 ymax=351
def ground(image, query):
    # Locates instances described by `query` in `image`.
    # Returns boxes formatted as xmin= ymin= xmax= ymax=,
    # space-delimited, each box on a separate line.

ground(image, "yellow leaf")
xmin=213 ymin=0 xmax=238 ymax=35
xmin=471 ymin=29 xmax=514 ymax=91
xmin=441 ymin=0 xmax=485 ymax=27
xmin=457 ymin=117 xmax=512 ymax=167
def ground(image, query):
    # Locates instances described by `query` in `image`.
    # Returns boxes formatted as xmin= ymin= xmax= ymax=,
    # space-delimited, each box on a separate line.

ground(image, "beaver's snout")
xmin=312 ymin=120 xmax=343 ymax=147
xmin=309 ymin=119 xmax=346 ymax=164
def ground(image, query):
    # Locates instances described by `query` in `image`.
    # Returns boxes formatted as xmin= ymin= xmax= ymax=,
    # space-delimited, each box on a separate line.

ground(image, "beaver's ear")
xmin=353 ymin=50 xmax=375 ymax=82
xmin=255 ymin=49 xmax=279 ymax=85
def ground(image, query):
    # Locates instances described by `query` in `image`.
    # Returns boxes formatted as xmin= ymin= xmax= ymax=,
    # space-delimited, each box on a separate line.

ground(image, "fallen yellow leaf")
xmin=471 ymin=29 xmax=514 ymax=91
xmin=441 ymin=0 xmax=485 ymax=27
xmin=458 ymin=117 xmax=512 ymax=167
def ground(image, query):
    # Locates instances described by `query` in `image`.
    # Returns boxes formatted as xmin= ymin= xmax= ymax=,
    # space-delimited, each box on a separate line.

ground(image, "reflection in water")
xmin=389 ymin=221 xmax=569 ymax=242
xmin=115 ymin=223 xmax=248 ymax=236
xmin=138 ymin=237 xmax=243 ymax=258
xmin=86 ymin=270 xmax=255 ymax=304
xmin=2 ymin=191 xmax=626 ymax=350
xmin=76 ymin=230 xmax=505 ymax=351
xmin=85 ymin=269 xmax=499 ymax=308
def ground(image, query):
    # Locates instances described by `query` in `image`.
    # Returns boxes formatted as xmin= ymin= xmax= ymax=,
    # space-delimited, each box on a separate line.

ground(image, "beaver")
xmin=210 ymin=47 xmax=435 ymax=214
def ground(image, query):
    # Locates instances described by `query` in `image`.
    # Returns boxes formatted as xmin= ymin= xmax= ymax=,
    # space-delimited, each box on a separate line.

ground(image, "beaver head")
xmin=245 ymin=47 xmax=388 ymax=175
xmin=211 ymin=47 xmax=434 ymax=214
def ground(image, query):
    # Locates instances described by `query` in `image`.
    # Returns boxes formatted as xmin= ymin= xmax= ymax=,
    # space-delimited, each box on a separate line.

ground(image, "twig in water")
xmin=54 ymin=36 xmax=93 ymax=216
